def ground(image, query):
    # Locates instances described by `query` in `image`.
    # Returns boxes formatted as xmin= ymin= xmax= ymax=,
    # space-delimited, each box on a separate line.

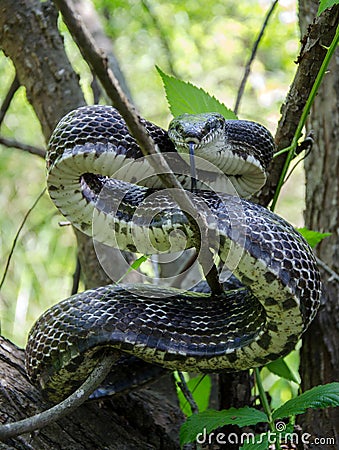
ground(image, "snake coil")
xmin=25 ymin=105 xmax=321 ymax=402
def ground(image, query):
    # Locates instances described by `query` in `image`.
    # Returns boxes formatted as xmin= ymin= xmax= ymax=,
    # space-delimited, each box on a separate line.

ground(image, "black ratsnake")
xmin=25 ymin=105 xmax=321 ymax=402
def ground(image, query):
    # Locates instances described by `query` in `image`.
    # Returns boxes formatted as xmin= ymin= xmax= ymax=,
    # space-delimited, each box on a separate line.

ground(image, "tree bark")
xmin=0 ymin=337 xmax=182 ymax=450
xmin=298 ymin=1 xmax=339 ymax=448
xmin=0 ymin=0 xmax=86 ymax=139
xmin=0 ymin=1 xmax=182 ymax=448
xmin=258 ymin=5 xmax=339 ymax=207
xmin=72 ymin=0 xmax=133 ymax=103
xmin=1 ymin=0 xmax=338 ymax=448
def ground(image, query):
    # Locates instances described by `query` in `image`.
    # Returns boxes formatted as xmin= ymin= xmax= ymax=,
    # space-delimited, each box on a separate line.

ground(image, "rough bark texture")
xmin=298 ymin=2 xmax=339 ymax=448
xmin=258 ymin=5 xmax=339 ymax=207
xmin=215 ymin=5 xmax=339 ymax=442
xmin=0 ymin=0 xmax=85 ymax=139
xmin=0 ymin=1 xmax=182 ymax=448
xmin=1 ymin=0 xmax=338 ymax=448
xmin=0 ymin=338 xmax=182 ymax=450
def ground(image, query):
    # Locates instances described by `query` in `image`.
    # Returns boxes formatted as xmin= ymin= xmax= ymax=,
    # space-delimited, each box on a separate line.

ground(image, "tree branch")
xmin=71 ymin=0 xmax=133 ymax=103
xmin=53 ymin=0 xmax=223 ymax=294
xmin=176 ymin=372 xmax=199 ymax=415
xmin=141 ymin=0 xmax=178 ymax=77
xmin=0 ymin=136 xmax=46 ymax=158
xmin=234 ymin=0 xmax=278 ymax=115
xmin=0 ymin=354 xmax=116 ymax=440
xmin=0 ymin=75 xmax=20 ymax=126
xmin=258 ymin=5 xmax=339 ymax=207
xmin=315 ymin=257 xmax=339 ymax=283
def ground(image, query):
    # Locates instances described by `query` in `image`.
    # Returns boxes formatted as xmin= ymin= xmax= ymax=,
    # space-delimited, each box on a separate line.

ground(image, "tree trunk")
xmin=259 ymin=5 xmax=339 ymax=207
xmin=0 ymin=1 xmax=182 ymax=448
xmin=0 ymin=337 xmax=182 ymax=450
xmin=1 ymin=0 xmax=338 ymax=448
xmin=298 ymin=1 xmax=339 ymax=448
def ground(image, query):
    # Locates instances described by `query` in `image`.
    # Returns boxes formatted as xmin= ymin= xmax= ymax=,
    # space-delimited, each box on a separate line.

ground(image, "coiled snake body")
xmin=25 ymin=105 xmax=321 ymax=402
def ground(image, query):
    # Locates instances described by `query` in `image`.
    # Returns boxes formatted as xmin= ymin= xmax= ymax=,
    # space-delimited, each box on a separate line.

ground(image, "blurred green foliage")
xmin=1 ymin=0 xmax=304 ymax=410
xmin=175 ymin=372 xmax=212 ymax=416
xmin=95 ymin=0 xmax=299 ymax=126
xmin=260 ymin=349 xmax=301 ymax=410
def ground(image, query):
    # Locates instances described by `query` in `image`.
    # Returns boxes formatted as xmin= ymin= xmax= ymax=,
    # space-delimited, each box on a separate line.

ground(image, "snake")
xmin=25 ymin=105 xmax=321 ymax=402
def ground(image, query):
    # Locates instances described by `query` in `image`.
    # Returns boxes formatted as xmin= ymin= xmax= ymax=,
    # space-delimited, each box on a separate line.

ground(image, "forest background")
xmin=1 ymin=0 xmax=304 ymax=349
xmin=0 ymin=0 xmax=338 ymax=448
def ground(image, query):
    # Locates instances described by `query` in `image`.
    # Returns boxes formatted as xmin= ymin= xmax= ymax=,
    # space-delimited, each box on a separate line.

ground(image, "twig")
xmin=91 ymin=74 xmax=102 ymax=104
xmin=258 ymin=6 xmax=339 ymax=207
xmin=53 ymin=0 xmax=223 ymax=295
xmin=0 ymin=136 xmax=46 ymax=158
xmin=72 ymin=0 xmax=133 ymax=103
xmin=0 ymin=353 xmax=116 ymax=440
xmin=0 ymin=188 xmax=46 ymax=292
xmin=316 ymin=257 xmax=339 ymax=283
xmin=71 ymin=256 xmax=81 ymax=295
xmin=0 ymin=75 xmax=20 ymax=126
xmin=177 ymin=371 xmax=199 ymax=415
xmin=234 ymin=0 xmax=278 ymax=115
xmin=270 ymin=21 xmax=339 ymax=211
xmin=141 ymin=0 xmax=178 ymax=77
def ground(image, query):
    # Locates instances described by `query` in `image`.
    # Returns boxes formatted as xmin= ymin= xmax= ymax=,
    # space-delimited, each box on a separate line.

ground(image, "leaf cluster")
xmin=156 ymin=24 xmax=337 ymax=443
xmin=180 ymin=383 xmax=339 ymax=448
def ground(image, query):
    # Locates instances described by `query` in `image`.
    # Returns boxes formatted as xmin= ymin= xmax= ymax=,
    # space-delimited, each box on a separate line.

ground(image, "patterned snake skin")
xmin=25 ymin=105 xmax=321 ymax=402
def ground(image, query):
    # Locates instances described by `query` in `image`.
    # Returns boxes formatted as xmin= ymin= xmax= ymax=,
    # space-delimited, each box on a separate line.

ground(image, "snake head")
xmin=168 ymin=112 xmax=226 ymax=154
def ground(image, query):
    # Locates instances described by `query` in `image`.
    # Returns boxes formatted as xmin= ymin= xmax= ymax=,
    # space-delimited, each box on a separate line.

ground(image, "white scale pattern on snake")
xmin=25 ymin=105 xmax=321 ymax=402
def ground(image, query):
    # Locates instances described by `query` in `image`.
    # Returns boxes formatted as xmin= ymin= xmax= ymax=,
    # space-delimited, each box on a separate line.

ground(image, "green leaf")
xmin=297 ymin=227 xmax=331 ymax=248
xmin=117 ymin=254 xmax=150 ymax=283
xmin=272 ymin=382 xmax=339 ymax=420
xmin=266 ymin=358 xmax=300 ymax=384
xmin=180 ymin=407 xmax=268 ymax=446
xmin=240 ymin=433 xmax=269 ymax=450
xmin=156 ymin=66 xmax=237 ymax=119
xmin=318 ymin=0 xmax=339 ymax=15
xmin=176 ymin=374 xmax=211 ymax=416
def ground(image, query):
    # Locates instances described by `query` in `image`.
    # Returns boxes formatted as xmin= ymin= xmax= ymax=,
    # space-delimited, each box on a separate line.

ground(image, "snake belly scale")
xmin=25 ymin=105 xmax=321 ymax=402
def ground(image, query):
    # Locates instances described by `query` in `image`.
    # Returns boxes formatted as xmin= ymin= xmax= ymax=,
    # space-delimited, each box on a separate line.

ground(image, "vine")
xmin=1 ymin=0 xmax=338 ymax=446
xmin=271 ymin=19 xmax=339 ymax=212
xmin=156 ymin=3 xmax=339 ymax=449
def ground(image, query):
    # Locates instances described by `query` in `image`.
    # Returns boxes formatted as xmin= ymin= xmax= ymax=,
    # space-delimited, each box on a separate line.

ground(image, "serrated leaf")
xmin=297 ymin=227 xmax=331 ymax=248
xmin=272 ymin=382 xmax=339 ymax=420
xmin=318 ymin=0 xmax=339 ymax=15
xmin=266 ymin=358 xmax=300 ymax=384
xmin=156 ymin=66 xmax=237 ymax=119
xmin=179 ymin=407 xmax=268 ymax=446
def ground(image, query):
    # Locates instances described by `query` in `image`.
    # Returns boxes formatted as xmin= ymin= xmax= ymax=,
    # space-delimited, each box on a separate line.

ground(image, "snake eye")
xmin=169 ymin=122 xmax=182 ymax=135
xmin=210 ymin=114 xmax=225 ymax=131
xmin=175 ymin=123 xmax=182 ymax=133
xmin=204 ymin=123 xmax=211 ymax=133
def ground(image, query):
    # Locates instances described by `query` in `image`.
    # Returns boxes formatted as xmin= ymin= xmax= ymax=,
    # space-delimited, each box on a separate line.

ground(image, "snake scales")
xmin=25 ymin=105 xmax=321 ymax=402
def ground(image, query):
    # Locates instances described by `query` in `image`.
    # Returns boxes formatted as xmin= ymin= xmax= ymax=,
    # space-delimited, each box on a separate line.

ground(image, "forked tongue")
xmin=189 ymin=142 xmax=197 ymax=191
